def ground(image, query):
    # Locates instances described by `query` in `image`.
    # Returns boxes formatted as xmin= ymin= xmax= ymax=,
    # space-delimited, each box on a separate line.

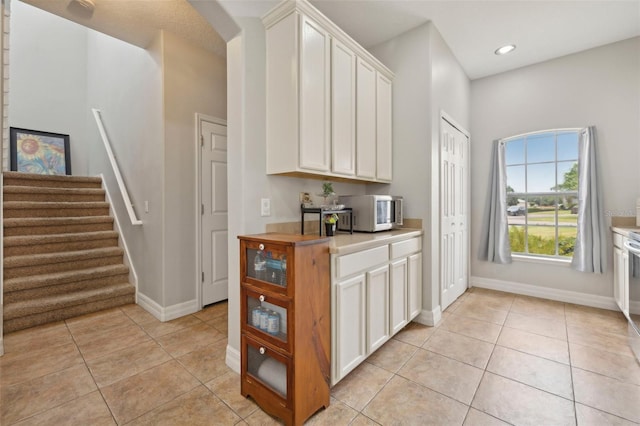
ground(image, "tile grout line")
xmin=65 ymin=316 xmax=120 ymax=426
xmin=563 ymin=301 xmax=579 ymax=425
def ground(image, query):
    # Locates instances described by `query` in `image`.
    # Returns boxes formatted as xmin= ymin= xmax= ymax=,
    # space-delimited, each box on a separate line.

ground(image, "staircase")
xmin=2 ymin=171 xmax=135 ymax=333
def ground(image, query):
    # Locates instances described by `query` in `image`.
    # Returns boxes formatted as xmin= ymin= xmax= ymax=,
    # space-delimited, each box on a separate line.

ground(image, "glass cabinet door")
xmin=244 ymin=335 xmax=290 ymax=400
xmin=246 ymin=243 xmax=288 ymax=288
xmin=244 ymin=287 xmax=290 ymax=349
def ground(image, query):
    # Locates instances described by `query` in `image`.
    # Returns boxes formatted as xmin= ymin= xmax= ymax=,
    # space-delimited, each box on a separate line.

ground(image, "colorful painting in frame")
xmin=10 ymin=127 xmax=71 ymax=175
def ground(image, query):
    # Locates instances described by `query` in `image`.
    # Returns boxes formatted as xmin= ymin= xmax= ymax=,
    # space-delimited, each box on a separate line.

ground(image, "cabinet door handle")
xmin=259 ymin=347 xmax=266 ymax=355
xmin=259 ymin=295 xmax=265 ymax=302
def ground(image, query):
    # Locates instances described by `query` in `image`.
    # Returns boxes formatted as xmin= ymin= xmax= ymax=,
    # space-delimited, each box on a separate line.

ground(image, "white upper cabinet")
xmin=299 ymin=15 xmax=330 ymax=172
xmin=376 ymin=72 xmax=393 ymax=182
xmin=263 ymin=0 xmax=394 ymax=183
xmin=331 ymin=39 xmax=356 ymax=177
xmin=356 ymin=58 xmax=377 ymax=180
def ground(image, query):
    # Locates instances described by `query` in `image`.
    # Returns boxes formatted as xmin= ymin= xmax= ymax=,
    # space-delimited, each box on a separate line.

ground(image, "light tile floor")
xmin=1 ymin=288 xmax=639 ymax=425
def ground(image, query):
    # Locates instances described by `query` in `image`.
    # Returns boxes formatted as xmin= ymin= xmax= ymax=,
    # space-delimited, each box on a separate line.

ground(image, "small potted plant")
xmin=324 ymin=213 xmax=338 ymax=236
xmin=319 ymin=181 xmax=335 ymax=207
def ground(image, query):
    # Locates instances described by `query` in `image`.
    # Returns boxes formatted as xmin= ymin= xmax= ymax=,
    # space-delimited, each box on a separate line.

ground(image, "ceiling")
xmin=220 ymin=0 xmax=640 ymax=80
xmin=21 ymin=0 xmax=228 ymax=58
xmin=20 ymin=0 xmax=640 ymax=80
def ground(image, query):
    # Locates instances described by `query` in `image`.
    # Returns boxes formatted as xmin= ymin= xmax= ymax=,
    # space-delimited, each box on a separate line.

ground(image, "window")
xmin=504 ymin=130 xmax=579 ymax=258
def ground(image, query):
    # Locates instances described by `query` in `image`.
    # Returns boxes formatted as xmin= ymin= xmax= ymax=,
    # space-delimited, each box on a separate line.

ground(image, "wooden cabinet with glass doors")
xmin=238 ymin=233 xmax=330 ymax=426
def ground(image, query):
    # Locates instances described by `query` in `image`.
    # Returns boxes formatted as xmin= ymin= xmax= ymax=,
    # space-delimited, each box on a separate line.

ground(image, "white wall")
xmin=427 ymin=23 xmax=471 ymax=315
xmin=85 ymin=30 xmax=164 ymax=303
xmin=369 ymin=22 xmax=470 ymax=320
xmin=162 ymin=31 xmax=227 ymax=307
xmin=9 ymin=1 xmax=89 ymax=174
xmin=471 ymin=37 xmax=640 ymax=298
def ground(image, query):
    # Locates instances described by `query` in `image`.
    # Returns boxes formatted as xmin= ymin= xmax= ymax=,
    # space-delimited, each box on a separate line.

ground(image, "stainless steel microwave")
xmin=338 ymin=195 xmax=403 ymax=232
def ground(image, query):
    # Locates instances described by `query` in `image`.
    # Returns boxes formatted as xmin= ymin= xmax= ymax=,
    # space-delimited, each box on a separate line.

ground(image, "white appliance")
xmin=337 ymin=195 xmax=403 ymax=232
xmin=623 ymin=232 xmax=640 ymax=361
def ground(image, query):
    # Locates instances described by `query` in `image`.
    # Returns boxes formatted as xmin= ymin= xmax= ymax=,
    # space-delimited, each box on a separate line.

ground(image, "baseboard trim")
xmin=137 ymin=293 xmax=199 ymax=322
xmin=470 ymin=276 xmax=619 ymax=311
xmin=414 ymin=306 xmax=442 ymax=327
xmin=226 ymin=344 xmax=241 ymax=374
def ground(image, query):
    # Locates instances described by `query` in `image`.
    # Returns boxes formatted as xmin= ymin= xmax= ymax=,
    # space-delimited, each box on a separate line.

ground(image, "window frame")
xmin=503 ymin=128 xmax=581 ymax=260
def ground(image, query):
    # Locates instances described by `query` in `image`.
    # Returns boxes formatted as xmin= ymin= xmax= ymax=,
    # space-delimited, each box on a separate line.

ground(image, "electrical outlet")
xmin=261 ymin=198 xmax=271 ymax=216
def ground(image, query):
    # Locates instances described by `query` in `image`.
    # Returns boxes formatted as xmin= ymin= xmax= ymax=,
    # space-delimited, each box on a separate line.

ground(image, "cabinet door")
xmin=242 ymin=334 xmax=291 ymax=408
xmin=367 ymin=265 xmax=390 ymax=353
xmin=356 ymin=58 xmax=376 ymax=179
xmin=331 ymin=39 xmax=356 ymax=176
xmin=376 ymin=72 xmax=393 ymax=182
xmin=614 ymin=245 xmax=625 ymax=312
xmin=622 ymin=250 xmax=630 ymax=316
xmin=299 ymin=15 xmax=330 ymax=172
xmin=243 ymin=286 xmax=291 ymax=352
xmin=408 ymin=252 xmax=423 ymax=320
xmin=333 ymin=274 xmax=366 ymax=384
xmin=390 ymin=259 xmax=408 ymax=335
xmin=243 ymin=240 xmax=291 ymax=296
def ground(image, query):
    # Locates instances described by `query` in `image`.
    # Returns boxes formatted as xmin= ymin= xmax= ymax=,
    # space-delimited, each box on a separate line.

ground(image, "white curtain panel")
xmin=479 ymin=140 xmax=512 ymax=264
xmin=571 ymin=126 xmax=607 ymax=273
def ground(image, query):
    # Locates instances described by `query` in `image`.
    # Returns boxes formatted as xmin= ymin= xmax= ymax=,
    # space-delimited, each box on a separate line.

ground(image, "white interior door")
xmin=201 ymin=119 xmax=228 ymax=306
xmin=440 ymin=117 xmax=469 ymax=310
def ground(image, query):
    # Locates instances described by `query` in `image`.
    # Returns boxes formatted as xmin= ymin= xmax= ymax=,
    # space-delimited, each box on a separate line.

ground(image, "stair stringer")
xmin=99 ymin=174 xmax=138 ymax=300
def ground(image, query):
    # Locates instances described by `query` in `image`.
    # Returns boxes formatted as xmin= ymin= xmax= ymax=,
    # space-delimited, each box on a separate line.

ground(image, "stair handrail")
xmin=92 ymin=108 xmax=143 ymax=226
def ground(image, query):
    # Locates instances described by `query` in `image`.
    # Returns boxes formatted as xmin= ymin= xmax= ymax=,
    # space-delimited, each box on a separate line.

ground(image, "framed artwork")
xmin=10 ymin=127 xmax=71 ymax=175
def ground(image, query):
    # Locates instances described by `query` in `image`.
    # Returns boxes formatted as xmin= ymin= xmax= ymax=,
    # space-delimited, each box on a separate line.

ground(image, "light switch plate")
xmin=261 ymin=198 xmax=271 ymax=216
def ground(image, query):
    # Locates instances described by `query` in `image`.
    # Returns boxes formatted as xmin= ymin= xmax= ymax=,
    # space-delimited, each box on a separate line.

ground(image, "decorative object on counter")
xmin=324 ymin=213 xmax=338 ymax=236
xmin=299 ymin=191 xmax=313 ymax=208
xmin=318 ymin=181 xmax=336 ymax=207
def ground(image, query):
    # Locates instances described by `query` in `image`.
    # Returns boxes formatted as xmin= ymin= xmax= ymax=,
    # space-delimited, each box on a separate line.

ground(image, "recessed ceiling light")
xmin=495 ymin=44 xmax=516 ymax=55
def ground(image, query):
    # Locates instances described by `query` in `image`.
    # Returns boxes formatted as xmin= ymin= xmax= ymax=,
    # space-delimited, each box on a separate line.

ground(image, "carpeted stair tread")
xmin=3 ymin=295 xmax=135 ymax=334
xmin=4 ymin=201 xmax=110 ymax=209
xmin=4 ymin=230 xmax=119 ymax=247
xmin=4 ymin=282 xmax=135 ymax=320
xmin=4 ymin=201 xmax=110 ymax=218
xmin=4 ymin=272 xmax=131 ymax=303
xmin=4 ymin=216 xmax=114 ymax=227
xmin=4 ymin=264 xmax=130 ymax=293
xmin=3 ymin=185 xmax=106 ymax=202
xmin=3 ymin=171 xmax=103 ymax=188
xmin=3 ymin=230 xmax=119 ymax=256
xmin=4 ymin=246 xmax=123 ymax=269
xmin=3 ymin=216 xmax=114 ymax=236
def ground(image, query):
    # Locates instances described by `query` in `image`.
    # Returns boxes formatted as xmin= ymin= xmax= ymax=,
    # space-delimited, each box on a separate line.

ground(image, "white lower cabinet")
xmin=332 ymin=234 xmax=422 ymax=385
xmin=334 ymin=274 xmax=366 ymax=382
xmin=367 ymin=266 xmax=390 ymax=353
xmin=408 ymin=252 xmax=423 ymax=319
xmin=613 ymin=233 xmax=630 ymax=316
xmin=390 ymin=258 xmax=408 ymax=335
